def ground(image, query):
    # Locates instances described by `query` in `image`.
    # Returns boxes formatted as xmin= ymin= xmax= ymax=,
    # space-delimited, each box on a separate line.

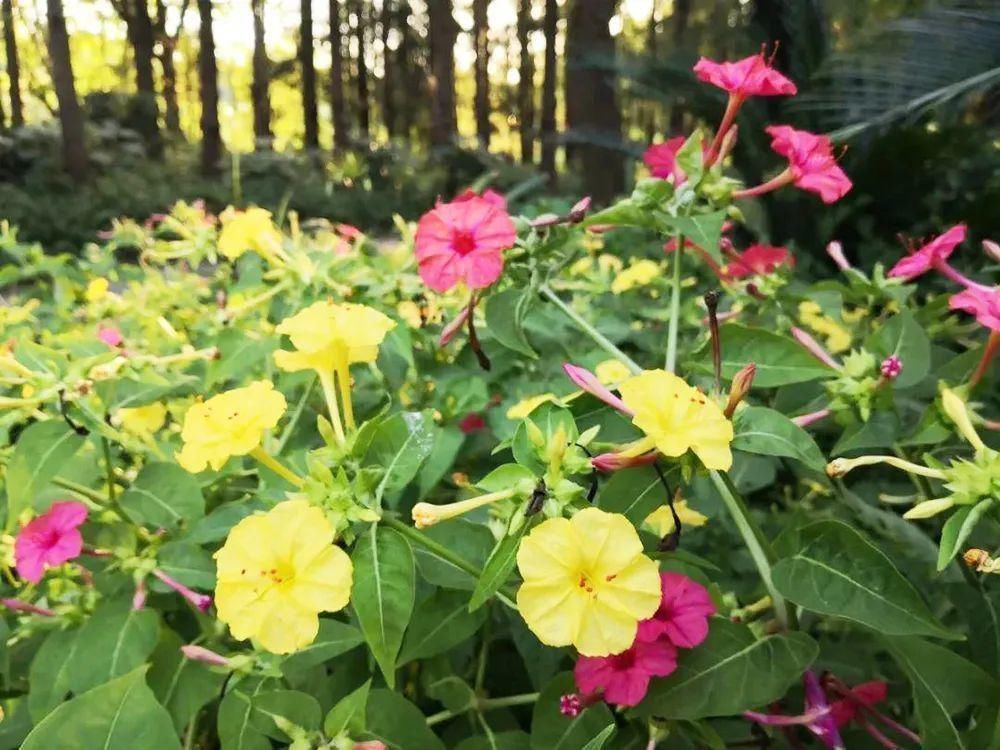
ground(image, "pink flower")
xmin=97 ymin=326 xmax=123 ymax=347
xmin=152 ymin=569 xmax=212 ymax=612
xmin=458 ymin=413 xmax=487 ymax=434
xmin=764 ymin=125 xmax=852 ymax=204
xmin=181 ymin=644 xmax=231 ymax=667
xmin=724 ymin=244 xmax=795 ymax=279
xmin=950 ymin=285 xmax=1000 ymax=331
xmin=559 ymin=694 xmax=582 ymax=717
xmin=591 ymin=450 xmax=659 ymax=473
xmin=562 ymin=363 xmax=634 ymax=415
xmin=888 ymin=225 xmax=967 ymax=280
xmin=636 ymin=572 xmax=716 ymax=648
xmin=693 ymin=53 xmax=797 ymax=99
xmin=826 ymin=241 xmax=852 ymax=271
xmin=791 ymin=327 xmax=843 ymax=370
xmin=880 ymin=355 xmax=903 ymax=380
xmin=415 ymin=193 xmax=517 ymax=293
xmin=643 ymin=137 xmax=687 ymax=182
xmin=574 ymin=636 xmax=678 ymax=707
xmin=14 ymin=501 xmax=88 ymax=583
xmin=828 ymin=680 xmax=887 ymax=728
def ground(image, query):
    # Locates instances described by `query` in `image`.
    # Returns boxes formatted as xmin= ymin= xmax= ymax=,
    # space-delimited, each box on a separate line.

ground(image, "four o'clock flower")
xmin=643 ymin=137 xmax=688 ymax=182
xmin=950 ymin=285 xmax=1000 ymax=387
xmin=723 ymin=244 xmax=795 ymax=280
xmin=887 ymin=224 xmax=971 ymax=282
xmin=14 ymin=501 xmax=88 ymax=583
xmin=735 ymin=126 xmax=852 ymax=204
xmin=573 ymin=636 xmax=678 ymax=707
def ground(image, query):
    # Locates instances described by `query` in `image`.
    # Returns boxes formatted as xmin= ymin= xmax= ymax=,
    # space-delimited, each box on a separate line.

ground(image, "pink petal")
xmin=46 ymin=501 xmax=88 ymax=531
xmin=562 ymin=363 xmax=634 ymax=415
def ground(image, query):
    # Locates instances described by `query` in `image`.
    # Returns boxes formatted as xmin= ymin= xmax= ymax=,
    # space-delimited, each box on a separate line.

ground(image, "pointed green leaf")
xmin=147 ymin=629 xmax=226 ymax=731
xmin=324 ymin=679 xmax=371 ymax=738
xmin=531 ymin=673 xmax=614 ymax=750
xmin=279 ymin=618 xmax=364 ymax=675
xmin=937 ymin=499 xmax=996 ymax=571
xmin=119 ymin=462 xmax=205 ymax=531
xmin=4 ymin=420 xmax=85 ymax=530
xmin=469 ymin=520 xmax=532 ymax=612
xmin=399 ymin=589 xmax=487 ymax=664
xmin=732 ymin=406 xmax=826 ymax=471
xmin=486 ymin=287 xmax=538 ymax=358
xmin=67 ymin=602 xmax=160 ymax=694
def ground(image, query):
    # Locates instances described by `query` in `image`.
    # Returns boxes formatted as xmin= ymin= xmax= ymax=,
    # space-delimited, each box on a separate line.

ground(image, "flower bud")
xmin=983 ymin=239 xmax=1000 ymax=264
xmin=591 ymin=450 xmax=658 ymax=473
xmin=724 ymin=363 xmax=756 ymax=418
xmin=940 ymin=387 xmax=986 ymax=452
xmin=790 ymin=327 xmax=842 ymax=370
xmin=181 ymin=644 xmax=231 ymax=667
xmin=879 ymin=355 xmax=902 ymax=380
xmin=826 ymin=241 xmax=851 ymax=271
xmin=568 ymin=196 xmax=592 ymax=223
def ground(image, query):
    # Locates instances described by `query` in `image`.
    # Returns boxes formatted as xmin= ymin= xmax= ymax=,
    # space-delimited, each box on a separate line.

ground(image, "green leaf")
xmin=366 ymin=689 xmax=447 ymax=750
xmin=597 ymin=465 xmax=669 ymax=525
xmin=531 ymin=673 xmax=614 ymax=750
xmin=4 ymin=420 xmax=85 ymax=530
xmin=670 ymin=210 xmax=727 ymax=264
xmin=887 ymin=636 xmax=996 ymax=750
xmin=217 ymin=678 xmax=275 ymax=750
xmin=638 ymin=619 xmax=817 ymax=718
xmin=119 ymin=462 xmax=205 ymax=531
xmin=22 ymin=667 xmax=180 ymax=750
xmin=351 ymin=525 xmax=415 ymax=688
xmin=486 ymin=287 xmax=538 ymax=358
xmin=206 ymin=329 xmax=277 ymax=388
xmin=937 ymin=499 xmax=997 ymax=571
xmin=511 ymin=403 xmax=577 ymax=475
xmin=67 ymin=602 xmax=161 ymax=694
xmin=869 ymin=310 xmax=931 ymax=388
xmin=456 ymin=731 xmax=531 ymax=750
xmin=279 ymin=619 xmax=364 ymax=675
xmin=772 ymin=520 xmax=957 ymax=639
xmin=732 ymin=406 xmax=826 ymax=471
xmin=246 ymin=690 xmax=321 ymax=740
xmin=832 ymin=412 xmax=900 ymax=455
xmin=95 ymin=375 xmax=194 ymax=411
xmin=364 ymin=412 xmax=439 ymax=503
xmin=469 ymin=520 xmax=532 ymax=612
xmin=399 ymin=589 xmax=488 ymax=664
xmin=689 ymin=325 xmax=835 ymax=388
xmin=415 ymin=519 xmax=494 ymax=591
xmin=580 ymin=725 xmax=617 ymax=750
xmin=28 ymin=626 xmax=84 ymax=721
xmin=324 ymin=679 xmax=371 ymax=737
xmin=153 ymin=541 xmax=216 ymax=590
xmin=147 ymin=629 xmax=226 ymax=731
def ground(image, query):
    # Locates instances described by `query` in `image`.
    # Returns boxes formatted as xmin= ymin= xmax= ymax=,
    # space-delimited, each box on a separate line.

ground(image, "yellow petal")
xmin=516 ymin=517 xmax=581 ymax=581
xmin=903 ymin=497 xmax=954 ymax=520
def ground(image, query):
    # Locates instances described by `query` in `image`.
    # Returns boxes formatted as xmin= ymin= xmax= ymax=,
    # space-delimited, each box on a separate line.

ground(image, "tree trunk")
xmin=329 ymin=0 xmax=348 ymax=150
xmin=565 ymin=0 xmax=623 ymax=204
xmin=46 ymin=0 xmax=88 ymax=179
xmin=379 ymin=0 xmax=395 ymax=139
xmin=354 ymin=0 xmax=369 ymax=138
xmin=128 ymin=0 xmax=161 ymax=155
xmin=472 ymin=0 xmax=489 ymax=149
xmin=2 ymin=0 xmax=21 ymax=127
xmin=300 ymin=0 xmax=319 ymax=148
xmin=251 ymin=0 xmax=271 ymax=146
xmin=395 ymin=8 xmax=419 ymax=139
xmin=197 ymin=0 xmax=221 ymax=176
xmin=668 ymin=0 xmax=691 ymax=133
xmin=539 ymin=0 xmax=557 ymax=181
xmin=426 ymin=0 xmax=457 ymax=147
xmin=160 ymin=38 xmax=180 ymax=133
xmin=516 ymin=0 xmax=535 ymax=163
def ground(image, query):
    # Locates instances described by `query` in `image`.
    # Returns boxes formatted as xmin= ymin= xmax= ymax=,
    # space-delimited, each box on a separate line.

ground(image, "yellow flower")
xmin=397 ymin=300 xmax=423 ymax=329
xmin=177 ymin=381 xmax=286 ymax=473
xmin=506 ymin=393 xmax=560 ymax=420
xmin=218 ymin=207 xmax=283 ymax=262
xmin=611 ymin=259 xmax=661 ymax=294
xmin=797 ymin=301 xmax=851 ymax=354
xmin=214 ymin=500 xmax=353 ymax=654
xmin=274 ymin=301 xmax=396 ymax=374
xmin=568 ymin=257 xmax=593 ymax=276
xmin=618 ymin=369 xmax=734 ymax=471
xmin=596 ymin=254 xmax=621 ymax=273
xmin=516 ymin=507 xmax=661 ymax=656
xmin=117 ymin=402 xmax=167 ymax=435
xmin=85 ymin=278 xmax=109 ymax=302
xmin=595 ymin=359 xmax=632 ymax=385
xmin=644 ymin=500 xmax=709 ymax=537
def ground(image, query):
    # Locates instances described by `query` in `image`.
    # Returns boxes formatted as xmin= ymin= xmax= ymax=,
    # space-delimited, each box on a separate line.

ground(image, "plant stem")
xmin=101 ymin=437 xmax=117 ymax=503
xmin=248 ymin=447 xmax=305 ymax=488
xmin=382 ymin=517 xmax=517 ymax=610
xmin=51 ymin=476 xmax=105 ymax=508
xmin=318 ymin=371 xmax=346 ymax=444
xmin=710 ymin=470 xmax=795 ymax=630
xmin=665 ymin=235 xmax=685 ymax=372
xmin=425 ymin=692 xmax=541 ymax=727
xmin=540 ymin=284 xmax=641 ymax=375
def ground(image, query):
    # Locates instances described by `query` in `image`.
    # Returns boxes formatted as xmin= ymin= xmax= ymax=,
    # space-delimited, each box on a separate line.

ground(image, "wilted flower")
xmin=152 ymin=569 xmax=212 ymax=612
xmin=411 ymin=487 xmax=518 ymax=529
xmin=14 ymin=501 xmax=88 ymax=583
xmin=516 ymin=508 xmax=661 ymax=656
xmin=214 ymin=500 xmax=353 ymax=654
xmin=180 ymin=644 xmax=231 ymax=668
xmin=644 ymin=500 xmax=708 ymax=537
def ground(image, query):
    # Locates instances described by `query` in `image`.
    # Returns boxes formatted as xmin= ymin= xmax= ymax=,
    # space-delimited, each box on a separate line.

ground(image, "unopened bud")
xmin=559 ymin=694 xmax=582 ymax=718
xmin=181 ymin=644 xmax=231 ymax=667
xmin=591 ymin=451 xmax=658 ymax=473
xmin=983 ymin=240 xmax=1000 ymax=264
xmin=826 ymin=241 xmax=852 ymax=271
xmin=880 ymin=355 xmax=902 ymax=380
xmin=568 ymin=196 xmax=592 ymax=223
xmin=716 ymin=124 xmax=739 ymax=163
xmin=724 ymin=363 xmax=756 ymax=418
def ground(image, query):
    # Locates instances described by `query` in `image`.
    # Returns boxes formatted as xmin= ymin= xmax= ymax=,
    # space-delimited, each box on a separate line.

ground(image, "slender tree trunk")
xmin=539 ymin=0 xmax=557 ymax=181
xmin=300 ymin=0 xmax=319 ymax=148
xmin=46 ymin=0 xmax=87 ymax=179
xmin=668 ymin=0 xmax=691 ymax=132
xmin=380 ymin=0 xmax=396 ymax=139
xmin=395 ymin=8 xmax=419 ymax=139
xmin=516 ymin=0 xmax=535 ymax=163
xmin=329 ymin=0 xmax=348 ymax=150
xmin=566 ymin=0 xmax=623 ymax=204
xmin=426 ymin=0 xmax=458 ymax=147
xmin=251 ymin=0 xmax=271 ymax=146
xmin=1 ymin=0 xmax=20 ymax=127
xmin=472 ymin=0 xmax=489 ymax=149
xmin=160 ymin=38 xmax=181 ymax=133
xmin=128 ymin=0 xmax=161 ymax=155
xmin=354 ymin=0 xmax=369 ymax=138
xmin=197 ymin=0 xmax=221 ymax=175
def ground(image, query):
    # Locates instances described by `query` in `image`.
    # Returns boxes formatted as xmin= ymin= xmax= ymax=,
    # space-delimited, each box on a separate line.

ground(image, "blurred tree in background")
xmin=0 ymin=0 xmax=996 ymax=257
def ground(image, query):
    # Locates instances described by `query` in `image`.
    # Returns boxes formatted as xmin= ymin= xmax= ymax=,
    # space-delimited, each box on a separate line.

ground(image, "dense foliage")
xmin=0 ymin=50 xmax=998 ymax=750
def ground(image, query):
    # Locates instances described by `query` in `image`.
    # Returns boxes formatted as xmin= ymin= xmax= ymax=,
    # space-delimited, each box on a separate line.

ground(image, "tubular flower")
xmin=617 ymin=370 xmax=734 ymax=471
xmin=636 ymin=572 xmax=716 ymax=649
xmin=274 ymin=301 xmax=397 ymax=374
xmin=14 ymin=501 xmax=88 ymax=583
xmin=177 ymin=381 xmax=287 ymax=473
xmin=610 ymin=259 xmax=662 ymax=294
xmin=724 ymin=245 xmax=795 ymax=280
xmin=644 ymin=500 xmax=708 ymax=537
xmin=736 ymin=126 xmax=851 ymax=204
xmin=414 ymin=192 xmax=517 ymax=292
xmin=694 ymin=52 xmax=797 ymax=98
xmin=950 ymin=285 xmax=1000 ymax=332
xmin=887 ymin=224 xmax=967 ymax=281
xmin=214 ymin=500 xmax=353 ymax=654
xmin=573 ymin=636 xmax=678 ymax=707
xmin=218 ymin=207 xmax=284 ymax=262
xmin=516 ymin=508 xmax=662 ymax=656
xmin=411 ymin=488 xmax=518 ymax=529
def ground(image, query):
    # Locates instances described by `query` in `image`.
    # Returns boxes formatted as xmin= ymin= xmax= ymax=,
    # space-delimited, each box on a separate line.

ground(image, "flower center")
xmin=611 ymin=649 xmax=637 ymax=670
xmin=452 ymin=230 xmax=477 ymax=256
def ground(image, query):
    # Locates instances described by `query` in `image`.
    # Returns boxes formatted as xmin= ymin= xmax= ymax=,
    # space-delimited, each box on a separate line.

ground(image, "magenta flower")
xmin=693 ymin=53 xmax=797 ymax=99
xmin=414 ymin=192 xmax=517 ymax=293
xmin=563 ymin=363 xmax=634 ymax=415
xmin=574 ymin=636 xmax=678 ymax=707
xmin=591 ymin=450 xmax=659 ymax=473
xmin=888 ymin=225 xmax=967 ymax=281
xmin=828 ymin=680 xmax=888 ymax=728
xmin=97 ymin=326 xmax=123 ymax=347
xmin=181 ymin=644 xmax=231 ymax=667
xmin=559 ymin=693 xmax=583 ymax=717
xmin=643 ymin=137 xmax=689 ymax=183
xmin=152 ymin=569 xmax=212 ymax=612
xmin=724 ymin=244 xmax=795 ymax=280
xmin=14 ymin=501 xmax=88 ymax=583
xmin=636 ymin=572 xmax=716 ymax=648
xmin=791 ymin=326 xmax=843 ymax=371
xmin=751 ymin=125 xmax=852 ymax=204
xmin=950 ymin=285 xmax=1000 ymax=332
xmin=880 ymin=356 xmax=903 ymax=380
